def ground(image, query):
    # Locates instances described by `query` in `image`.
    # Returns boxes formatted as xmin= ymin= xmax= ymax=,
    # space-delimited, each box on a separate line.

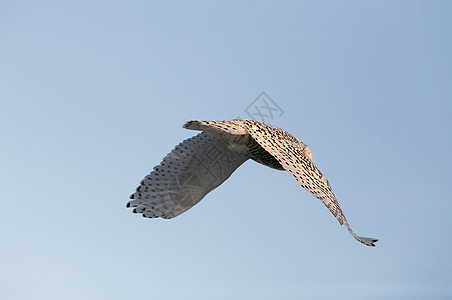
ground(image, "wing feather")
xmin=242 ymin=120 xmax=377 ymax=246
xmin=127 ymin=132 xmax=248 ymax=218
xmin=242 ymin=120 xmax=346 ymax=224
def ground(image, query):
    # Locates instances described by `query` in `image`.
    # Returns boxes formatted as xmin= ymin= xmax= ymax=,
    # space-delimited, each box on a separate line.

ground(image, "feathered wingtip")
xmin=183 ymin=120 xmax=203 ymax=130
xmin=345 ymin=223 xmax=378 ymax=247
xmin=183 ymin=120 xmax=247 ymax=135
xmin=351 ymin=232 xmax=378 ymax=247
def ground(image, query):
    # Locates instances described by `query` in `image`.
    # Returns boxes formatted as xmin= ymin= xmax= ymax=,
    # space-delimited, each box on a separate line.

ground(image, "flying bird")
xmin=127 ymin=119 xmax=378 ymax=247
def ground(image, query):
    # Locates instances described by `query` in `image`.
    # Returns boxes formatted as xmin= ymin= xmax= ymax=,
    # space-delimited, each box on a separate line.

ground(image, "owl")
xmin=128 ymin=120 xmax=378 ymax=247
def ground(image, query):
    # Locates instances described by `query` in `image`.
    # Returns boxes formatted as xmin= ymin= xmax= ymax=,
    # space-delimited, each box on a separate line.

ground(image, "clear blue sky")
xmin=1 ymin=1 xmax=451 ymax=299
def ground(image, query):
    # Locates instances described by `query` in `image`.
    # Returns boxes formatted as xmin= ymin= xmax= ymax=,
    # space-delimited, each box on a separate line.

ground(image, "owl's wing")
xmin=243 ymin=120 xmax=378 ymax=247
xmin=127 ymin=132 xmax=248 ymax=219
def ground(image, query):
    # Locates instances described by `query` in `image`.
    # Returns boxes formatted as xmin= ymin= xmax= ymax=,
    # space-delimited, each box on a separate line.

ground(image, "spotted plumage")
xmin=128 ymin=119 xmax=378 ymax=247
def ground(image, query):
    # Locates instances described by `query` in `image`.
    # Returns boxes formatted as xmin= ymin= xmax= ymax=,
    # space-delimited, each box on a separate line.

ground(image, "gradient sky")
xmin=1 ymin=1 xmax=451 ymax=299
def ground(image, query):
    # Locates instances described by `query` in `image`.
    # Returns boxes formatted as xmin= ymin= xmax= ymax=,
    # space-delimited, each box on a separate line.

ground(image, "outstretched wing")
xmin=127 ymin=132 xmax=248 ymax=219
xmin=242 ymin=120 xmax=377 ymax=246
xmin=242 ymin=120 xmax=346 ymax=224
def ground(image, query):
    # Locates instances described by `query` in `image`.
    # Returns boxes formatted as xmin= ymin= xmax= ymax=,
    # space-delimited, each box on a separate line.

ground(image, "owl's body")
xmin=128 ymin=119 xmax=378 ymax=247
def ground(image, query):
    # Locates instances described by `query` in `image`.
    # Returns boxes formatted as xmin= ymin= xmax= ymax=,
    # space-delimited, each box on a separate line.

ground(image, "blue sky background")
xmin=1 ymin=1 xmax=451 ymax=299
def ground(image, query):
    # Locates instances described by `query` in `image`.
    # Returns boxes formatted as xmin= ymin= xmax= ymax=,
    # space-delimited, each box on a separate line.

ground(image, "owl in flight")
xmin=128 ymin=119 xmax=378 ymax=247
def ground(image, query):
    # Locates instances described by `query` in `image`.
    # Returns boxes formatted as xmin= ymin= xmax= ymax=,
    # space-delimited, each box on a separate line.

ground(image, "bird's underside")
xmin=128 ymin=119 xmax=378 ymax=247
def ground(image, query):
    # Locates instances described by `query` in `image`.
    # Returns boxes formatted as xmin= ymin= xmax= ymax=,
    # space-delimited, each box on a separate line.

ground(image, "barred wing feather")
xmin=127 ymin=132 xmax=248 ymax=219
xmin=242 ymin=120 xmax=378 ymax=247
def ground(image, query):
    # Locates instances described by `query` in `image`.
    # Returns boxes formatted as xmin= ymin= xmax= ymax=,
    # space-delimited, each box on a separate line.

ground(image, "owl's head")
xmin=304 ymin=146 xmax=314 ymax=162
